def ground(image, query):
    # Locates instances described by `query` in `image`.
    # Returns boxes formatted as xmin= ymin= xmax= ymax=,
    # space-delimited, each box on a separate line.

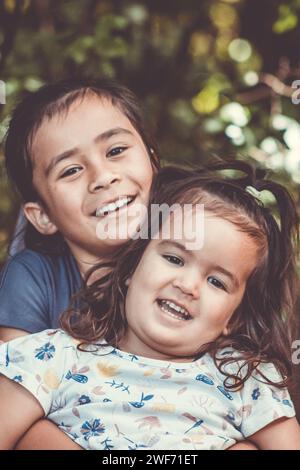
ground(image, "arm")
xmin=0 ymin=326 xmax=29 ymax=342
xmin=0 ymin=330 xmax=80 ymax=450
xmin=0 ymin=374 xmax=44 ymax=449
xmin=15 ymin=420 xmax=82 ymax=450
xmin=249 ymin=416 xmax=300 ymax=450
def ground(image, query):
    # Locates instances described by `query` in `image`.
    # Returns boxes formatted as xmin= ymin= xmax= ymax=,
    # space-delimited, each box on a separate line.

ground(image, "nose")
xmin=172 ymin=273 xmax=200 ymax=299
xmin=88 ymin=163 xmax=121 ymax=193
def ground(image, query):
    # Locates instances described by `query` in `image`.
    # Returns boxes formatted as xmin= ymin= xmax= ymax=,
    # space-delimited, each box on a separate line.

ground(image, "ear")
xmin=23 ymin=202 xmax=58 ymax=235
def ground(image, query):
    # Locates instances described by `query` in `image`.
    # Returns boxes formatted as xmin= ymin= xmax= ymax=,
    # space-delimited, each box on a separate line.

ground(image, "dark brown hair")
xmin=62 ymin=160 xmax=299 ymax=390
xmin=5 ymin=77 xmax=159 ymax=255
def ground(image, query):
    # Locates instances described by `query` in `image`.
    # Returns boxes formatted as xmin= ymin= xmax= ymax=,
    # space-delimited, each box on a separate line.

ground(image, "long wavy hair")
xmin=61 ymin=160 xmax=299 ymax=390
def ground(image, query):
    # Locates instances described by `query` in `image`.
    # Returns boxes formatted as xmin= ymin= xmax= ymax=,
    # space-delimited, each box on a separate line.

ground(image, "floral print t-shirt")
xmin=0 ymin=329 xmax=295 ymax=450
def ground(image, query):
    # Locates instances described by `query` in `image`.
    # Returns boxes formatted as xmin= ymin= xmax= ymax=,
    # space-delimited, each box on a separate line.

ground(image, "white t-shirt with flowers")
xmin=0 ymin=329 xmax=295 ymax=450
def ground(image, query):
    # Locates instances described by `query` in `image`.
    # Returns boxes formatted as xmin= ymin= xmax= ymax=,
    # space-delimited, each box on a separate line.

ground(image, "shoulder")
xmin=0 ymin=250 xmax=50 ymax=296
xmin=0 ymin=249 xmax=76 ymax=283
xmin=1 ymin=249 xmax=53 ymax=277
xmin=0 ymin=249 xmax=81 ymax=332
xmin=29 ymin=328 xmax=77 ymax=349
xmin=202 ymin=349 xmax=286 ymax=390
xmin=0 ymin=329 xmax=78 ymax=415
xmin=0 ymin=329 xmax=77 ymax=360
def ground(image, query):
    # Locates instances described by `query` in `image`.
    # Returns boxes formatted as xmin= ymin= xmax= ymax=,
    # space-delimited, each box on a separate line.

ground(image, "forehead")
xmin=30 ymin=96 xmax=139 ymax=168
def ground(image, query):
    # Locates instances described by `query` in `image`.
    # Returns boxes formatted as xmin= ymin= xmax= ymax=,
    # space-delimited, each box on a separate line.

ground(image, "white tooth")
xmin=169 ymin=301 xmax=188 ymax=316
xmin=96 ymin=205 xmax=109 ymax=216
xmin=95 ymin=197 xmax=133 ymax=217
xmin=166 ymin=301 xmax=177 ymax=312
xmin=108 ymin=203 xmax=116 ymax=212
xmin=116 ymin=199 xmax=124 ymax=208
xmin=117 ymin=197 xmax=129 ymax=208
xmin=159 ymin=301 xmax=188 ymax=321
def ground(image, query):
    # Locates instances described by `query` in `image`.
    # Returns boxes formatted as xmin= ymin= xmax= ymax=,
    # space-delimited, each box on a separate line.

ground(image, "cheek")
xmin=125 ymin=283 xmax=146 ymax=321
xmin=46 ymin=184 xmax=82 ymax=210
xmin=131 ymin=155 xmax=154 ymax=190
xmin=203 ymin=295 xmax=236 ymax=326
xmin=42 ymin=196 xmax=84 ymax=231
xmin=214 ymin=298 xmax=242 ymax=326
xmin=49 ymin=198 xmax=76 ymax=218
xmin=128 ymin=264 xmax=162 ymax=299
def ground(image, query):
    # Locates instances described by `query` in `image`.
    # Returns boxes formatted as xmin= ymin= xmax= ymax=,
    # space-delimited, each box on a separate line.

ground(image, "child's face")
xmin=122 ymin=210 xmax=259 ymax=361
xmin=26 ymin=96 xmax=153 ymax=263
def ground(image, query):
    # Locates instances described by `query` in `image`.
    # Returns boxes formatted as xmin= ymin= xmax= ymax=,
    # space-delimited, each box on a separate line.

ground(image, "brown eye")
xmin=207 ymin=276 xmax=226 ymax=291
xmin=60 ymin=167 xmax=82 ymax=178
xmin=107 ymin=146 xmax=127 ymax=158
xmin=163 ymin=254 xmax=184 ymax=266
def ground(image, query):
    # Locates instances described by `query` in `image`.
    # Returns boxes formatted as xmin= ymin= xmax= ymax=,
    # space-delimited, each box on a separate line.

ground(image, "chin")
xmin=149 ymin=338 xmax=189 ymax=356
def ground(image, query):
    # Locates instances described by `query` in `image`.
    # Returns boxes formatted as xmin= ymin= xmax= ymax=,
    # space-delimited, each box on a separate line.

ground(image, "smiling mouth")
xmin=157 ymin=299 xmax=192 ymax=321
xmin=94 ymin=196 xmax=136 ymax=218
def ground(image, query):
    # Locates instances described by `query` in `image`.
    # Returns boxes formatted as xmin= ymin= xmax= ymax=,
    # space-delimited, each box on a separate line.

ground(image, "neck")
xmin=66 ymin=243 xmax=114 ymax=285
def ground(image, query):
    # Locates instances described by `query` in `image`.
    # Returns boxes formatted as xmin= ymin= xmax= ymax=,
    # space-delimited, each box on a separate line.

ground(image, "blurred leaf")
xmin=220 ymin=102 xmax=250 ymax=126
xmin=228 ymin=38 xmax=252 ymax=62
xmin=273 ymin=5 xmax=298 ymax=34
xmin=4 ymin=0 xmax=16 ymax=13
xmin=209 ymin=3 xmax=238 ymax=30
xmin=24 ymin=77 xmax=45 ymax=92
xmin=65 ymin=36 xmax=95 ymax=64
xmin=189 ymin=33 xmax=212 ymax=58
xmin=125 ymin=4 xmax=148 ymax=25
xmin=169 ymin=100 xmax=197 ymax=127
xmin=192 ymin=86 xmax=220 ymax=114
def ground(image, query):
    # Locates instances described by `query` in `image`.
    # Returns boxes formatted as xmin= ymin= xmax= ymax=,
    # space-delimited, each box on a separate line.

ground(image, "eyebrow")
xmin=158 ymin=240 xmax=188 ymax=252
xmin=158 ymin=240 xmax=240 ymax=289
xmin=45 ymin=127 xmax=134 ymax=177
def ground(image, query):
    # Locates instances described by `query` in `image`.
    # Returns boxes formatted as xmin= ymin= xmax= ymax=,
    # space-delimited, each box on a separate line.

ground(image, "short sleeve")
xmin=0 ymin=252 xmax=49 ymax=333
xmin=239 ymin=362 xmax=295 ymax=437
xmin=0 ymin=329 xmax=70 ymax=415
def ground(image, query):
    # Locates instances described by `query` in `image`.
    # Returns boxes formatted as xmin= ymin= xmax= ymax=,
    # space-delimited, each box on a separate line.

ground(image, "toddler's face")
xmin=121 ymin=209 xmax=259 ymax=361
xmin=26 ymin=96 xmax=153 ymax=264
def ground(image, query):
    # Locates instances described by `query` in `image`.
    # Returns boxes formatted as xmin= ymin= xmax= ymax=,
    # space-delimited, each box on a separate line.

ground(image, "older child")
xmin=0 ymin=78 xmax=159 ymax=342
xmin=0 ymin=162 xmax=299 ymax=450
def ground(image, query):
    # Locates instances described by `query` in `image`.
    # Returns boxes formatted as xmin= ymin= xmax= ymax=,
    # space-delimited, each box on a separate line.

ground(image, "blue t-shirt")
xmin=0 ymin=249 xmax=82 ymax=333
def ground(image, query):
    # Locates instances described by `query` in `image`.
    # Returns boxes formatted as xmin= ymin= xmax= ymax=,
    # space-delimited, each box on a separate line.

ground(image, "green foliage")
xmin=0 ymin=0 xmax=299 ymax=265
